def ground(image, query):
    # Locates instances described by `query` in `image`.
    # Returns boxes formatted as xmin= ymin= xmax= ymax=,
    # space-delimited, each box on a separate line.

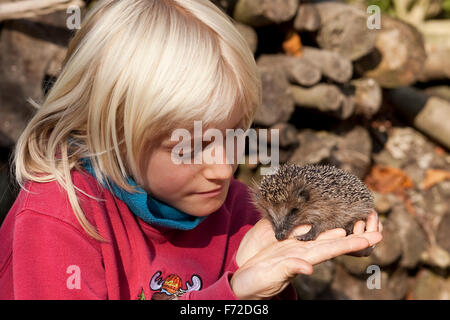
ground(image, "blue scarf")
xmin=80 ymin=158 xmax=206 ymax=230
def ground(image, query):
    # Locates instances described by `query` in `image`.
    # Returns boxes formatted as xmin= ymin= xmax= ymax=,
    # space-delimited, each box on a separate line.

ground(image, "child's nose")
xmin=201 ymin=143 xmax=234 ymax=180
xmin=202 ymin=162 xmax=233 ymax=181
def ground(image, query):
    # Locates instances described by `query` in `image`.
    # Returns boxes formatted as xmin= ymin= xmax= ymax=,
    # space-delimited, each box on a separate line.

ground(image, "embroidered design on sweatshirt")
xmin=147 ymin=270 xmax=202 ymax=300
xmin=137 ymin=288 xmax=146 ymax=300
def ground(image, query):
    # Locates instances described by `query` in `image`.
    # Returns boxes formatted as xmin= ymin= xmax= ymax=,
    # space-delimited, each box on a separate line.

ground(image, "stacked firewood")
xmin=227 ymin=0 xmax=450 ymax=147
xmin=221 ymin=0 xmax=450 ymax=179
xmin=223 ymin=0 xmax=450 ymax=299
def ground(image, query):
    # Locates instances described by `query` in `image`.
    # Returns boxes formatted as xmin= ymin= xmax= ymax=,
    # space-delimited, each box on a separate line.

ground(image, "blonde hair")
xmin=11 ymin=0 xmax=261 ymax=240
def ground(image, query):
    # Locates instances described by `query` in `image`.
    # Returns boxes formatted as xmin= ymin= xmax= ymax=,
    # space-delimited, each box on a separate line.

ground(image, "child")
xmin=0 ymin=0 xmax=382 ymax=300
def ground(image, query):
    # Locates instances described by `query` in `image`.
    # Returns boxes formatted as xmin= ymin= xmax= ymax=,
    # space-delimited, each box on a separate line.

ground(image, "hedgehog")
xmin=249 ymin=163 xmax=374 ymax=241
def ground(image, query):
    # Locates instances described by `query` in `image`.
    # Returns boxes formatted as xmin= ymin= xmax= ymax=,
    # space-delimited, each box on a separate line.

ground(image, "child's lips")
xmin=194 ymin=186 xmax=223 ymax=197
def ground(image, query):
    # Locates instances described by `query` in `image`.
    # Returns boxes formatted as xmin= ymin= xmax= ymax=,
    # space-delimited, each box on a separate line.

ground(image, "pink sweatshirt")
xmin=0 ymin=167 xmax=297 ymax=300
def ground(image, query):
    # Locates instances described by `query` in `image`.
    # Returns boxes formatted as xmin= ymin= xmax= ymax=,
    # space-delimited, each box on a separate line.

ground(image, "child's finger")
xmin=353 ymin=220 xmax=365 ymax=234
xmin=299 ymin=231 xmax=382 ymax=264
xmin=365 ymin=210 xmax=379 ymax=232
xmin=304 ymin=236 xmax=372 ymax=265
xmin=348 ymin=231 xmax=383 ymax=247
xmin=378 ymin=220 xmax=383 ymax=233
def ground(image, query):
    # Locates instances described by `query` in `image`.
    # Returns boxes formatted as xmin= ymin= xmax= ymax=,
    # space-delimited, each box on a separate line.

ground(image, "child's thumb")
xmin=281 ymin=257 xmax=314 ymax=278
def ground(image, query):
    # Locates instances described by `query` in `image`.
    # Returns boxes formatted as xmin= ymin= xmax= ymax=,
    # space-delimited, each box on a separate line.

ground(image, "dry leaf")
xmin=365 ymin=165 xmax=414 ymax=194
xmin=404 ymin=195 xmax=416 ymax=216
xmin=282 ymin=31 xmax=302 ymax=57
xmin=434 ymin=146 xmax=445 ymax=156
xmin=420 ymin=169 xmax=450 ymax=190
xmin=370 ymin=120 xmax=392 ymax=132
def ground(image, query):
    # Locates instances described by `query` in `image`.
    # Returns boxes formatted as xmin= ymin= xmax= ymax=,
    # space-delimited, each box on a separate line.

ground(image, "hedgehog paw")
xmin=295 ymin=226 xmax=319 ymax=241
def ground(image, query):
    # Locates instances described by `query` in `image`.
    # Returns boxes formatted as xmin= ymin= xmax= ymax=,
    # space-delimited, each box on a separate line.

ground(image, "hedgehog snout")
xmin=275 ymin=229 xmax=289 ymax=241
xmin=271 ymin=210 xmax=293 ymax=241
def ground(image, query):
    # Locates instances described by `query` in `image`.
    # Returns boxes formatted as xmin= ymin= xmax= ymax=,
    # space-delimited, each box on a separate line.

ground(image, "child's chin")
xmin=183 ymin=199 xmax=226 ymax=217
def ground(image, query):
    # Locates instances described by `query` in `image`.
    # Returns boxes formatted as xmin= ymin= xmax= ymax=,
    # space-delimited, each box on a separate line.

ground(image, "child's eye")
xmin=170 ymin=139 xmax=221 ymax=162
xmin=180 ymin=150 xmax=194 ymax=159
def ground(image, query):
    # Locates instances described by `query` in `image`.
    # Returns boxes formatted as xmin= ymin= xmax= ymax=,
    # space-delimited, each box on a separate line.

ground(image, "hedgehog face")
xmin=270 ymin=181 xmax=311 ymax=240
xmin=251 ymin=178 xmax=311 ymax=241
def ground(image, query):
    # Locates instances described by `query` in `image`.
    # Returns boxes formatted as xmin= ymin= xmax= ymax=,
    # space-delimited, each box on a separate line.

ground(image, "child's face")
xmin=143 ymin=108 xmax=245 ymax=217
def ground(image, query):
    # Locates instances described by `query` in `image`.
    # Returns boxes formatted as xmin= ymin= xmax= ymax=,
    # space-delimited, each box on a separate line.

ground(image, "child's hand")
xmin=234 ymin=218 xmax=282 ymax=268
xmin=235 ymin=219 xmax=328 ymax=268
xmin=231 ymin=221 xmax=382 ymax=300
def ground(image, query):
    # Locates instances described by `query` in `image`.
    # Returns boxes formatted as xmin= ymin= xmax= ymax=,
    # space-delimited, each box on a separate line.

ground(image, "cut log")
xmin=350 ymin=78 xmax=382 ymax=118
xmin=420 ymin=48 xmax=450 ymax=81
xmin=45 ymin=46 xmax=67 ymax=78
xmin=392 ymin=0 xmax=443 ymax=25
xmin=233 ymin=0 xmax=299 ymax=27
xmin=252 ymin=125 xmax=297 ymax=164
xmin=354 ymin=15 xmax=426 ymax=88
xmin=289 ymin=129 xmax=340 ymax=167
xmin=290 ymin=84 xmax=341 ymax=112
xmin=234 ymin=21 xmax=258 ymax=54
xmin=253 ymin=65 xmax=295 ymax=127
xmin=314 ymin=4 xmax=378 ymax=61
xmin=416 ymin=20 xmax=450 ymax=49
xmin=425 ymin=86 xmax=450 ymax=102
xmin=389 ymin=204 xmax=428 ymax=269
xmin=384 ymin=86 xmax=450 ymax=150
xmin=437 ymin=212 xmax=450 ymax=255
xmin=333 ymin=126 xmax=373 ymax=179
xmin=289 ymin=126 xmax=371 ymax=179
xmin=313 ymin=1 xmax=364 ymax=23
xmin=293 ymin=4 xmax=321 ymax=32
xmin=0 ymin=10 xmax=74 ymax=146
xmin=257 ymin=54 xmax=321 ymax=86
xmin=416 ymin=20 xmax=450 ymax=81
xmin=372 ymin=219 xmax=402 ymax=267
xmin=292 ymin=260 xmax=335 ymax=300
xmin=329 ymin=263 xmax=408 ymax=300
xmin=300 ymin=46 xmax=353 ymax=83
xmin=290 ymin=84 xmax=354 ymax=120
xmin=0 ymin=0 xmax=84 ymax=21
xmin=269 ymin=122 xmax=298 ymax=148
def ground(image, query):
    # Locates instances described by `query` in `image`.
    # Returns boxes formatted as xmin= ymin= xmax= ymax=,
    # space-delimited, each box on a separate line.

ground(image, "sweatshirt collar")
xmin=80 ymin=157 xmax=206 ymax=230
